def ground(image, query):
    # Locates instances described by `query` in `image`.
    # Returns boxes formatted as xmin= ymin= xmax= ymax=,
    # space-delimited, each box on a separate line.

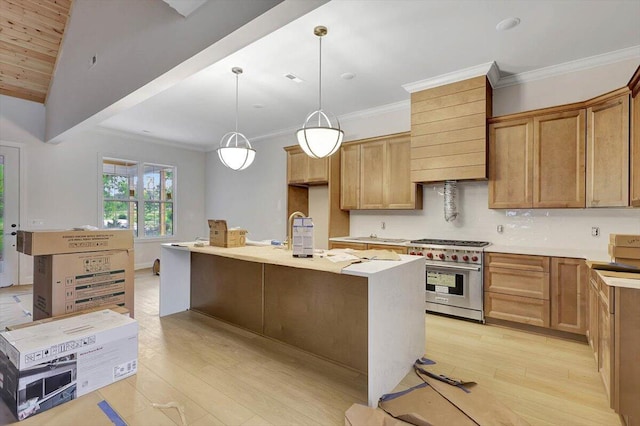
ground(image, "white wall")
xmin=1 ymin=95 xmax=206 ymax=283
xmin=205 ymin=59 xmax=640 ymax=254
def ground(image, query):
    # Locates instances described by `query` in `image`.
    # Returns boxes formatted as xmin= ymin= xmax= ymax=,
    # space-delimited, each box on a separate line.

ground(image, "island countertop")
xmin=164 ymin=242 xmax=424 ymax=276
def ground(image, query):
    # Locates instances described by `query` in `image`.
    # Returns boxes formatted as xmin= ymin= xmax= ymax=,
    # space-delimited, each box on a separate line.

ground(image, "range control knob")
xmin=462 ymin=255 xmax=469 ymax=261
xmin=451 ymin=254 xmax=458 ymax=261
xmin=426 ymin=252 xmax=433 ymax=259
xmin=471 ymin=256 xmax=478 ymax=262
xmin=438 ymin=253 xmax=445 ymax=260
xmin=410 ymin=251 xmax=416 ymax=255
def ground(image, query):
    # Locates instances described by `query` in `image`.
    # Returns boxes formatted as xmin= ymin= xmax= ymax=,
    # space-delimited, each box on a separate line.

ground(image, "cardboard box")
xmin=292 ymin=217 xmax=314 ymax=258
xmin=6 ymin=306 xmax=129 ymax=331
xmin=17 ymin=230 xmax=133 ymax=256
xmin=0 ymin=309 xmax=138 ymax=421
xmin=208 ymin=220 xmax=247 ymax=248
xmin=613 ymin=258 xmax=640 ymax=268
xmin=32 ymin=250 xmax=134 ymax=321
xmin=609 ymin=234 xmax=640 ymax=248
xmin=608 ymin=244 xmax=640 ymax=259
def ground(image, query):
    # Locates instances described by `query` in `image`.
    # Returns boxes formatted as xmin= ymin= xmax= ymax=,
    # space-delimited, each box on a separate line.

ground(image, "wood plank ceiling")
xmin=0 ymin=0 xmax=73 ymax=103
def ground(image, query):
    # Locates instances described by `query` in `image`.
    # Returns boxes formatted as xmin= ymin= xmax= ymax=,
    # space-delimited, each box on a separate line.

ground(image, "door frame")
xmin=0 ymin=141 xmax=27 ymax=285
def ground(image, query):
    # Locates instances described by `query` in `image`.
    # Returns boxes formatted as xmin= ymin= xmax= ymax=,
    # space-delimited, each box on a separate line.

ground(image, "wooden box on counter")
xmin=208 ymin=220 xmax=247 ymax=248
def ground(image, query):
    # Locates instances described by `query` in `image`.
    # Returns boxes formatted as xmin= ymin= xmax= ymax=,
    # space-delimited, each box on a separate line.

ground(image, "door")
xmin=0 ymin=145 xmax=20 ymax=287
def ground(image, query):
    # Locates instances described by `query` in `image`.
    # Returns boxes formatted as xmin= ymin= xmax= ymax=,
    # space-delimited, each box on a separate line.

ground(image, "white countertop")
xmin=481 ymin=245 xmax=610 ymax=261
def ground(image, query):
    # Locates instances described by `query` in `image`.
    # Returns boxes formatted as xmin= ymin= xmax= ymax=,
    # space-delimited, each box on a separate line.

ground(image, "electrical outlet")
xmin=591 ymin=227 xmax=600 ymax=237
xmin=497 ymin=225 xmax=504 ymax=233
xmin=380 ymin=221 xmax=386 ymax=230
xmin=89 ymin=54 xmax=97 ymax=69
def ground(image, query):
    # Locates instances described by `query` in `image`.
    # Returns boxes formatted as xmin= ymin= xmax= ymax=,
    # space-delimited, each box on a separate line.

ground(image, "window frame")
xmin=99 ymin=156 xmax=177 ymax=240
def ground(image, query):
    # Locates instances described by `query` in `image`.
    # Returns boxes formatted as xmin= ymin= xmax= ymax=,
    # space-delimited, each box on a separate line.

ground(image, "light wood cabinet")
xmin=485 ymin=253 xmax=588 ymax=336
xmin=410 ymin=75 xmax=491 ymax=182
xmin=328 ymin=241 xmax=409 ymax=254
xmin=285 ymin=145 xmax=329 ymax=185
xmin=340 ymin=144 xmax=360 ymax=210
xmin=488 ymin=108 xmax=586 ymax=208
xmin=340 ymin=133 xmax=422 ymax=210
xmin=586 ymin=92 xmax=630 ymax=207
xmin=488 ymin=119 xmax=533 ymax=208
xmin=598 ymin=290 xmax=614 ymax=407
xmin=587 ymin=270 xmax=599 ymax=365
xmin=532 ymin=109 xmax=586 ymax=208
xmin=628 ymin=65 xmax=640 ymax=207
xmin=550 ymin=258 xmax=587 ymax=334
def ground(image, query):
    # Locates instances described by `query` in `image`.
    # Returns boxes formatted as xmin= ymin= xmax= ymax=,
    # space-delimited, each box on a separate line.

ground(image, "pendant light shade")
xmin=217 ymin=67 xmax=255 ymax=171
xmin=296 ymin=26 xmax=344 ymax=159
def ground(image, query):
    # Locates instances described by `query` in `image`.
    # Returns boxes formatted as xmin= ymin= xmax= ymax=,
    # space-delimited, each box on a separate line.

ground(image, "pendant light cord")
xmin=235 ymin=71 xmax=239 ymax=144
xmin=318 ymin=35 xmax=322 ymax=126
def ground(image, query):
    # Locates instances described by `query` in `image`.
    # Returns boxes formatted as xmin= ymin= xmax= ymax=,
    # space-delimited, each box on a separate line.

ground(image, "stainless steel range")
xmin=408 ymin=239 xmax=491 ymax=322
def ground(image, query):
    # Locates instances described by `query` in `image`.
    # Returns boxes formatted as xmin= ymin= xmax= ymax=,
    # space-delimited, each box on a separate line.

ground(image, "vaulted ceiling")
xmin=0 ymin=0 xmax=73 ymax=103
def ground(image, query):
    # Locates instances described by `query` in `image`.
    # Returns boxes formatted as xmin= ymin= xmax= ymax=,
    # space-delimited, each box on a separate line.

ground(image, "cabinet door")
xmin=488 ymin=119 xmax=534 ymax=208
xmin=632 ymin=85 xmax=640 ymax=206
xmin=307 ymin=156 xmax=329 ymax=184
xmin=598 ymin=293 xmax=615 ymax=408
xmin=328 ymin=241 xmax=366 ymax=250
xmin=588 ymin=271 xmax=599 ymax=364
xmin=360 ymin=140 xmax=386 ymax=209
xmin=550 ymin=258 xmax=587 ymax=334
xmin=340 ymin=144 xmax=360 ymax=210
xmin=287 ymin=149 xmax=308 ymax=184
xmin=385 ymin=135 xmax=420 ymax=209
xmin=484 ymin=291 xmax=550 ymax=327
xmin=533 ymin=110 xmax=586 ymax=207
xmin=587 ymin=94 xmax=630 ymax=207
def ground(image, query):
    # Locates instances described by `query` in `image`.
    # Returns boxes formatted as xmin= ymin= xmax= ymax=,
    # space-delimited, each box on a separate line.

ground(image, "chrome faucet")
xmin=287 ymin=211 xmax=306 ymax=250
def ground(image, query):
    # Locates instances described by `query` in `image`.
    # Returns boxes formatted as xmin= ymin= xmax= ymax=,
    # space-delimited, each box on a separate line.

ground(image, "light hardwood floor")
xmin=0 ymin=270 xmax=622 ymax=425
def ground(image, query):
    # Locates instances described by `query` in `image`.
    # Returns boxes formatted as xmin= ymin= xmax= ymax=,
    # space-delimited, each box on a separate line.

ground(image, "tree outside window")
xmin=102 ymin=158 xmax=174 ymax=238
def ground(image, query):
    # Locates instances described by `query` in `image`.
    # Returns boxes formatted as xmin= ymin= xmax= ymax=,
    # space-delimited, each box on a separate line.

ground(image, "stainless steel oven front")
xmin=424 ymin=260 xmax=483 ymax=322
xmin=408 ymin=239 xmax=489 ymax=322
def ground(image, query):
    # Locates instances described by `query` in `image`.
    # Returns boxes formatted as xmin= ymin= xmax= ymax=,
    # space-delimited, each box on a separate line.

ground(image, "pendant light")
xmin=296 ymin=26 xmax=344 ymax=159
xmin=217 ymin=67 xmax=255 ymax=171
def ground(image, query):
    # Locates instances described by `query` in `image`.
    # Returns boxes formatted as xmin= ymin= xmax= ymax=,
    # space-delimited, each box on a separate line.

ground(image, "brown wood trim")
xmin=584 ymin=87 xmax=631 ymax=107
xmin=629 ymin=65 xmax=640 ymax=97
xmin=488 ymin=102 xmax=586 ymax=123
xmin=342 ymin=131 xmax=410 ymax=146
xmin=485 ymin=317 xmax=588 ymax=342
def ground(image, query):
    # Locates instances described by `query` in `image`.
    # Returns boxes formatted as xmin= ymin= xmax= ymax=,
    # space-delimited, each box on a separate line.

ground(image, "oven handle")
xmin=424 ymin=261 xmax=481 ymax=272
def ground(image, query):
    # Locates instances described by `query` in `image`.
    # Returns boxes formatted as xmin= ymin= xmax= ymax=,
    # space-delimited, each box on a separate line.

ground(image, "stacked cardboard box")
xmin=208 ymin=220 xmax=247 ymax=248
xmin=17 ymin=230 xmax=134 ymax=320
xmin=0 ymin=309 xmax=138 ymax=422
xmin=608 ymin=234 xmax=640 ymax=267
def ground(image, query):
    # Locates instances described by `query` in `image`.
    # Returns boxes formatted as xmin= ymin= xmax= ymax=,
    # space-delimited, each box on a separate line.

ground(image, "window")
xmin=102 ymin=158 xmax=174 ymax=238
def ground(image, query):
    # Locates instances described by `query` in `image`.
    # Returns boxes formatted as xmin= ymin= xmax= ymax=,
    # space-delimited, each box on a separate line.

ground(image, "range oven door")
xmin=424 ymin=261 xmax=482 ymax=312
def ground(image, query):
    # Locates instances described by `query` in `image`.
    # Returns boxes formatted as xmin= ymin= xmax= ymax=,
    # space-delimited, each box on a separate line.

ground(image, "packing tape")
xmin=97 ymin=400 xmax=127 ymax=426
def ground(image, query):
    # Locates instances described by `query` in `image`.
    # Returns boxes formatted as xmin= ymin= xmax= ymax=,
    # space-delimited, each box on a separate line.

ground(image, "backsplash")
xmin=349 ymin=181 xmax=640 ymax=252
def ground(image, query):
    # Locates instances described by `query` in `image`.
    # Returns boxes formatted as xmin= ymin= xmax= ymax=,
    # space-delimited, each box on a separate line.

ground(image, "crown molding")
xmin=494 ymin=45 xmax=640 ymax=89
xmin=339 ymin=100 xmax=410 ymax=122
xmin=94 ymin=126 xmax=208 ymax=152
xmin=402 ymin=61 xmax=500 ymax=93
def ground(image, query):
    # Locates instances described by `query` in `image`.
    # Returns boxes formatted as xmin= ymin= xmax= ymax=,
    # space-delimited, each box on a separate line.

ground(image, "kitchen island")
xmin=159 ymin=243 xmax=425 ymax=406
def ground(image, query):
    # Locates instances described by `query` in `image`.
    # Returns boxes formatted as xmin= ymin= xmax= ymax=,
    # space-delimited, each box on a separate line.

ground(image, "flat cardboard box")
xmin=608 ymin=244 xmax=640 ymax=259
xmin=6 ymin=306 xmax=129 ymax=331
xmin=32 ymin=250 xmax=134 ymax=320
xmin=609 ymin=234 xmax=640 ymax=248
xmin=208 ymin=219 xmax=247 ymax=248
xmin=17 ymin=230 xmax=133 ymax=256
xmin=0 ymin=309 xmax=138 ymax=421
xmin=344 ymin=404 xmax=408 ymax=426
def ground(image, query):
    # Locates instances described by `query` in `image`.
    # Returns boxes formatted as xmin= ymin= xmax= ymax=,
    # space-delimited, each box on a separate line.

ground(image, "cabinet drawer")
xmin=485 ymin=253 xmax=550 ymax=273
xmin=366 ymin=244 xmax=408 ymax=254
xmin=485 ymin=292 xmax=550 ymax=327
xmin=485 ymin=266 xmax=549 ymax=299
xmin=329 ymin=242 xmax=367 ymax=250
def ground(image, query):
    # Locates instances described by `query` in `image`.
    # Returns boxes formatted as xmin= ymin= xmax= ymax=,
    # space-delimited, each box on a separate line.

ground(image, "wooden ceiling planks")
xmin=0 ymin=0 xmax=73 ymax=103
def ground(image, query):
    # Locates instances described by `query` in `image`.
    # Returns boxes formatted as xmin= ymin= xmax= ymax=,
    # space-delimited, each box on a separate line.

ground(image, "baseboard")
xmin=485 ymin=317 xmax=587 ymax=343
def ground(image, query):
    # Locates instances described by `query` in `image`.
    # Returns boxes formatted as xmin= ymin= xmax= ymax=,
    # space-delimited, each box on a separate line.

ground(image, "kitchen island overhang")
xmin=159 ymin=243 xmax=425 ymax=406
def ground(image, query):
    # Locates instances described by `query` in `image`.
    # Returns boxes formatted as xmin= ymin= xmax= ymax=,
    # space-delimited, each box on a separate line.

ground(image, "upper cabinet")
xmin=489 ymin=108 xmax=585 ymax=208
xmin=285 ymin=145 xmax=329 ymax=185
xmin=410 ymin=76 xmax=492 ymax=182
xmin=489 ymin=86 xmax=634 ymax=209
xmin=629 ymin=65 xmax=640 ymax=207
xmin=586 ymin=91 xmax=630 ymax=207
xmin=340 ymin=133 xmax=422 ymax=210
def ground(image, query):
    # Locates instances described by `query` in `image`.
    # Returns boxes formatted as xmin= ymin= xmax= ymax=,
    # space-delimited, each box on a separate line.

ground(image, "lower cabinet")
xmin=484 ymin=253 xmax=586 ymax=335
xmin=328 ymin=241 xmax=408 ymax=254
xmin=587 ymin=270 xmax=599 ymax=364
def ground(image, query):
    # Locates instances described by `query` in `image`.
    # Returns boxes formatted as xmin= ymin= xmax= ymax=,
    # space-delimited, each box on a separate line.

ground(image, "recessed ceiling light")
xmin=252 ymin=104 xmax=265 ymax=109
xmin=284 ymin=73 xmax=304 ymax=83
xmin=496 ymin=17 xmax=521 ymax=31
xmin=341 ymin=72 xmax=356 ymax=80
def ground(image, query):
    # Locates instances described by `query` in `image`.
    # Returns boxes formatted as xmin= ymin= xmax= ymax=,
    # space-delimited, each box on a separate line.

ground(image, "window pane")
xmin=103 ymin=160 xmax=137 ymax=199
xmin=143 ymin=165 xmax=173 ymax=201
xmin=143 ymin=202 xmax=173 ymax=237
xmin=103 ymin=200 xmax=138 ymax=237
